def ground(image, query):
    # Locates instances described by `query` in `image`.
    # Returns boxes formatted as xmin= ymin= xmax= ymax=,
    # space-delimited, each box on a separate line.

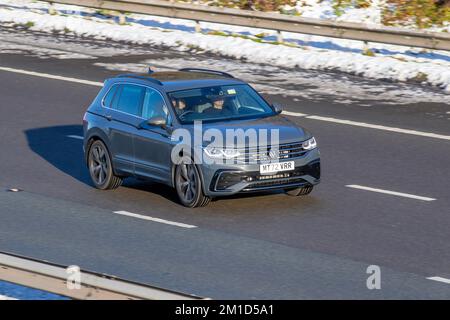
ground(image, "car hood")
xmin=179 ymin=114 xmax=311 ymax=147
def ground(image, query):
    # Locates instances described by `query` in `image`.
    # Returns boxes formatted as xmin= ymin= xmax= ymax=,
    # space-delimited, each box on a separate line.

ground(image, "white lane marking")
xmin=283 ymin=111 xmax=450 ymax=141
xmin=427 ymin=277 xmax=450 ymax=285
xmin=114 ymin=211 xmax=197 ymax=229
xmin=67 ymin=135 xmax=84 ymax=140
xmin=1 ymin=65 xmax=449 ymax=142
xmin=0 ymin=294 xmax=18 ymax=300
xmin=281 ymin=110 xmax=308 ymax=117
xmin=306 ymin=115 xmax=450 ymax=141
xmin=346 ymin=185 xmax=436 ymax=201
xmin=0 ymin=66 xmax=103 ymax=87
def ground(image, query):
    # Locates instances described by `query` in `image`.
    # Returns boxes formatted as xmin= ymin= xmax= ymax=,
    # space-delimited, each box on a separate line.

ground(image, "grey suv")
xmin=83 ymin=68 xmax=320 ymax=207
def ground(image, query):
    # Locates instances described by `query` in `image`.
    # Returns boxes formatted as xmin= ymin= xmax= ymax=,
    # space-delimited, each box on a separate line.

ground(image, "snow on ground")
xmin=0 ymin=0 xmax=449 ymax=92
xmin=293 ymin=0 xmax=383 ymax=24
xmin=94 ymin=59 xmax=450 ymax=106
xmin=2 ymin=26 xmax=447 ymax=106
xmin=0 ymin=27 xmax=155 ymax=58
xmin=0 ymin=41 xmax=95 ymax=59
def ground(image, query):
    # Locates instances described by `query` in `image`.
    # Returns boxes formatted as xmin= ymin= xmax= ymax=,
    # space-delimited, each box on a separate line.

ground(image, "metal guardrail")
xmin=0 ymin=251 xmax=204 ymax=300
xmin=41 ymin=0 xmax=450 ymax=51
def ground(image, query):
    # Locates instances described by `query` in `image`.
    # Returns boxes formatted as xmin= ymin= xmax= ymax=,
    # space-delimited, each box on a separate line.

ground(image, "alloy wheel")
xmin=89 ymin=144 xmax=108 ymax=186
xmin=177 ymin=163 xmax=198 ymax=202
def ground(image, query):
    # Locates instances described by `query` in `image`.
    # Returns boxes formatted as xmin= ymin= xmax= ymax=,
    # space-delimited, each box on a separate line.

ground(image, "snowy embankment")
xmin=0 ymin=1 xmax=449 ymax=92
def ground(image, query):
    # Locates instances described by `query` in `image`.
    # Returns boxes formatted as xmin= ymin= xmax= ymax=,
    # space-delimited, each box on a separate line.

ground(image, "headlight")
xmin=302 ymin=137 xmax=317 ymax=150
xmin=204 ymin=146 xmax=241 ymax=158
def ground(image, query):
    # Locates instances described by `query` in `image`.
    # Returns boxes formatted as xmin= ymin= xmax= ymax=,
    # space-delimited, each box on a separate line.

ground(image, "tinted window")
xmin=167 ymin=84 xmax=273 ymax=123
xmin=142 ymin=88 xmax=168 ymax=120
xmin=114 ymin=84 xmax=144 ymax=116
xmin=103 ymin=85 xmax=118 ymax=108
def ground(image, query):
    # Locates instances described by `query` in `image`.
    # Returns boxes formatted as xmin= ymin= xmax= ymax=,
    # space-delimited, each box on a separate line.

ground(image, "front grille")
xmin=213 ymin=165 xmax=317 ymax=191
xmin=235 ymin=141 xmax=308 ymax=164
xmin=243 ymin=177 xmax=308 ymax=191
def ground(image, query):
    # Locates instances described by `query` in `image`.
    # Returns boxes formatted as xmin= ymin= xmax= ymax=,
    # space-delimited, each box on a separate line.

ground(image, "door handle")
xmin=105 ymin=115 xmax=112 ymax=121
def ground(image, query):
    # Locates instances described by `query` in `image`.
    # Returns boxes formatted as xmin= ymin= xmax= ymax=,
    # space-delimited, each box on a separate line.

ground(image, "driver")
xmin=203 ymin=96 xmax=231 ymax=116
xmin=172 ymin=98 xmax=187 ymax=113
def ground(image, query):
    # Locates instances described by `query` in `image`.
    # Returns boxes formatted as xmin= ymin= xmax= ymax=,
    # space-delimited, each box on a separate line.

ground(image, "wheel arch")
xmin=84 ymin=129 xmax=111 ymax=166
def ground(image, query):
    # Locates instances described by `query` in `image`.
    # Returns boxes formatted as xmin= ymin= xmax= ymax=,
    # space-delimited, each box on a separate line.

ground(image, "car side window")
xmin=103 ymin=84 xmax=118 ymax=108
xmin=142 ymin=88 xmax=168 ymax=121
xmin=113 ymin=84 xmax=145 ymax=117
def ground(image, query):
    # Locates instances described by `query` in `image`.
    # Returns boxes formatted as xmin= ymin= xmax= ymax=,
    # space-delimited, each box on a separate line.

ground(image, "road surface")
xmin=0 ymin=26 xmax=450 ymax=299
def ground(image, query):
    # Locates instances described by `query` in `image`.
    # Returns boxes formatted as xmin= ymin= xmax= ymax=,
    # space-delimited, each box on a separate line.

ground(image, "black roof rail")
xmin=116 ymin=74 xmax=163 ymax=86
xmin=178 ymin=68 xmax=234 ymax=78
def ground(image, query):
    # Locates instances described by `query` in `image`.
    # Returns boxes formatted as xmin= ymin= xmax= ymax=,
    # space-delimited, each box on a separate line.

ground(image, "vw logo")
xmin=268 ymin=149 xmax=279 ymax=160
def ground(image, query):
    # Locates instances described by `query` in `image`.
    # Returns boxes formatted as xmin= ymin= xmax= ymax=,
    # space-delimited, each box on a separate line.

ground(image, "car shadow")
xmin=120 ymin=180 xmax=181 ymax=204
xmin=24 ymin=125 xmax=92 ymax=186
xmin=23 ymin=125 xmax=180 ymax=202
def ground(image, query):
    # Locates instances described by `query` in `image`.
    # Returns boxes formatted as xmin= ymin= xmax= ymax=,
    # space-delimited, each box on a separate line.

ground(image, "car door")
xmin=133 ymin=87 xmax=173 ymax=184
xmin=104 ymin=83 xmax=145 ymax=175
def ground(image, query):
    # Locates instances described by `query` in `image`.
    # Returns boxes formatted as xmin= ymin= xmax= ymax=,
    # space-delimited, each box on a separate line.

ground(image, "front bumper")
xmin=200 ymin=148 xmax=320 ymax=197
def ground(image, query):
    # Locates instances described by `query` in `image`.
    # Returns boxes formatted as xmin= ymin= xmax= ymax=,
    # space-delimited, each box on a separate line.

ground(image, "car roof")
xmin=111 ymin=70 xmax=246 ymax=92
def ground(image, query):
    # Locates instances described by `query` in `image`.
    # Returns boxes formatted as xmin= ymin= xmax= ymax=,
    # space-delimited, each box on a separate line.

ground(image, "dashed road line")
xmin=346 ymin=184 xmax=436 ymax=202
xmin=427 ymin=276 xmax=450 ymax=285
xmin=0 ymin=66 xmax=102 ymax=87
xmin=114 ymin=211 xmax=197 ymax=229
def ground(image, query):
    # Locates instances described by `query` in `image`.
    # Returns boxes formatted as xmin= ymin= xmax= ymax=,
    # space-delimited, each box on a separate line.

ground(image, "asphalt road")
xmin=1 ymin=26 xmax=450 ymax=299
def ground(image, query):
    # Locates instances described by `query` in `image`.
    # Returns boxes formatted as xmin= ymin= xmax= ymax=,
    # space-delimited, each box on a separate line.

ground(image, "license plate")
xmin=260 ymin=161 xmax=294 ymax=174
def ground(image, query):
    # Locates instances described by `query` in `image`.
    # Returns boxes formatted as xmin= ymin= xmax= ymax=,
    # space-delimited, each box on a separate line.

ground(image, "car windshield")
xmin=167 ymin=84 xmax=274 ymax=123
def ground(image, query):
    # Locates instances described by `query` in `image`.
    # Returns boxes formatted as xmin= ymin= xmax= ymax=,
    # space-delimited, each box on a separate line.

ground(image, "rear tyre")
xmin=88 ymin=140 xmax=122 ymax=190
xmin=175 ymin=162 xmax=210 ymax=208
xmin=285 ymin=185 xmax=313 ymax=196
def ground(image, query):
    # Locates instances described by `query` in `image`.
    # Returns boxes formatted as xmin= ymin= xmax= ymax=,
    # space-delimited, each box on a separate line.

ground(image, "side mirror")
xmin=272 ymin=102 xmax=283 ymax=114
xmin=147 ymin=116 xmax=167 ymax=128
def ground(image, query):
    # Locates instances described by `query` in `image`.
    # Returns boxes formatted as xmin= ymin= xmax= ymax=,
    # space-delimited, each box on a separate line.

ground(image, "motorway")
xmin=1 ymin=26 xmax=450 ymax=299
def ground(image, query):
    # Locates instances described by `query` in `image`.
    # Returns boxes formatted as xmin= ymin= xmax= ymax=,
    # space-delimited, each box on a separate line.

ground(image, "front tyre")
xmin=88 ymin=140 xmax=122 ymax=190
xmin=175 ymin=162 xmax=210 ymax=208
xmin=285 ymin=185 xmax=313 ymax=196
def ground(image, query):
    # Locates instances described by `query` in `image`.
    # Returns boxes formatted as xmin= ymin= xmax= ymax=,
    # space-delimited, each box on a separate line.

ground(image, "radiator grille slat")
xmin=234 ymin=141 xmax=307 ymax=164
